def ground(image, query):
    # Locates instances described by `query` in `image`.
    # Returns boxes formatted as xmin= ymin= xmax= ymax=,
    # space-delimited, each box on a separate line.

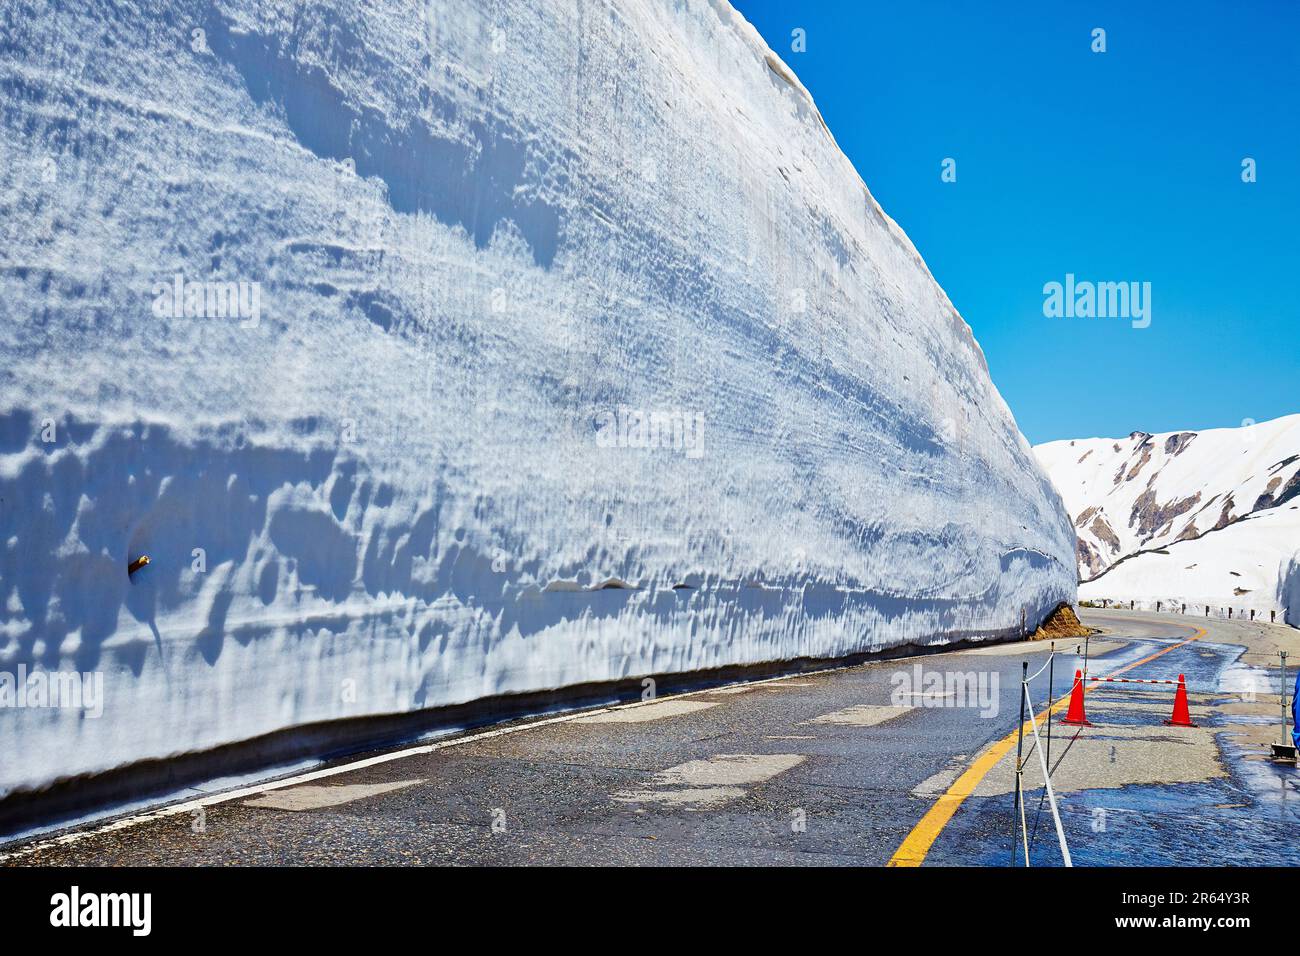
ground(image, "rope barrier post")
xmin=1030 ymin=645 xmax=1057 ymax=847
xmin=1282 ymin=652 xmax=1289 ymax=740
xmin=1046 ymin=641 xmax=1055 ymax=773
xmin=1024 ymin=682 xmax=1073 ymax=866
xmin=1011 ymin=660 xmax=1027 ymax=866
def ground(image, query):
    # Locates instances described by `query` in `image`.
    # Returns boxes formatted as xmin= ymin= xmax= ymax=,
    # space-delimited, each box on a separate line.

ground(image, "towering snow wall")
xmin=0 ymin=0 xmax=1075 ymax=800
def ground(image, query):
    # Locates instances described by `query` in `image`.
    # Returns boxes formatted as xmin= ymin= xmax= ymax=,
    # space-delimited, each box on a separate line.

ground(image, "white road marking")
xmin=612 ymin=786 xmax=747 ymax=808
xmin=657 ymin=754 xmax=806 ymax=786
xmin=912 ymin=765 xmax=963 ymax=798
xmin=806 ymin=704 xmax=911 ymax=727
xmin=613 ymin=754 xmax=806 ymax=809
xmin=573 ymin=699 xmax=718 ymax=722
xmin=705 ymin=680 xmax=816 ymax=696
xmin=243 ymin=780 xmax=423 ymax=811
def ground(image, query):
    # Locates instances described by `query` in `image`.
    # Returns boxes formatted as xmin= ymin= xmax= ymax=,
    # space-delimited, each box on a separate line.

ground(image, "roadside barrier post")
xmin=1017 ymin=648 xmax=1074 ymax=867
xmin=1029 ymin=643 xmax=1058 ymax=851
xmin=1011 ymin=661 xmax=1027 ymax=866
xmin=1283 ymin=652 xmax=1289 ymax=743
xmin=1046 ymin=643 xmax=1055 ymax=773
xmin=1272 ymin=652 xmax=1297 ymax=763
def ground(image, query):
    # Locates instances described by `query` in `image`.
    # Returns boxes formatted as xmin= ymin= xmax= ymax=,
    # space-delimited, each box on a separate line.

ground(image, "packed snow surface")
xmin=0 ymin=0 xmax=1074 ymax=799
xmin=1035 ymin=415 xmax=1300 ymax=622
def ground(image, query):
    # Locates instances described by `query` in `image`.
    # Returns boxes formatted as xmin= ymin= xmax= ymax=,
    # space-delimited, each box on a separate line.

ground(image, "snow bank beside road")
xmin=1078 ymin=504 xmax=1300 ymax=624
xmin=0 ymin=0 xmax=1074 ymax=799
xmin=1036 ymin=415 xmax=1300 ymax=624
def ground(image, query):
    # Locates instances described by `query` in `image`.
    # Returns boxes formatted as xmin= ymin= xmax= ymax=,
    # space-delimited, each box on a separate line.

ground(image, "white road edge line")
xmin=0 ymin=666 xmax=835 ymax=861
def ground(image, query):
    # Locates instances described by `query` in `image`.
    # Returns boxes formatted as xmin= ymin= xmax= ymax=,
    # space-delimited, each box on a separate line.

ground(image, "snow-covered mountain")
xmin=0 ymin=0 xmax=1074 ymax=800
xmin=1035 ymin=415 xmax=1300 ymax=623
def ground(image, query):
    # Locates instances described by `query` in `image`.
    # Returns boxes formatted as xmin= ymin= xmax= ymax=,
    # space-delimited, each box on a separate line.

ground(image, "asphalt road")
xmin=4 ymin=609 xmax=1297 ymax=866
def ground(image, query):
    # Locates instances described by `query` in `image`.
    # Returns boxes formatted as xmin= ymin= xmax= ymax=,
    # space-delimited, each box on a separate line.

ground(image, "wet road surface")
xmin=3 ymin=609 xmax=1297 ymax=866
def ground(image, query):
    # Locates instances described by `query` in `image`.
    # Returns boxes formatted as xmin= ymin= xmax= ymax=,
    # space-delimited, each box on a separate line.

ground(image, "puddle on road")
xmin=946 ymin=777 xmax=1299 ymax=867
xmin=937 ymin=681 xmax=1300 ymax=865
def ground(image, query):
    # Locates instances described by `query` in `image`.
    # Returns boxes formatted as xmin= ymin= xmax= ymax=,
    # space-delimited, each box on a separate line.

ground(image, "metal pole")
xmin=1046 ymin=642 xmax=1055 ymax=772
xmin=1011 ymin=661 xmax=1027 ymax=866
xmin=1030 ymin=643 xmax=1057 ymax=848
xmin=1282 ymin=652 xmax=1290 ymax=746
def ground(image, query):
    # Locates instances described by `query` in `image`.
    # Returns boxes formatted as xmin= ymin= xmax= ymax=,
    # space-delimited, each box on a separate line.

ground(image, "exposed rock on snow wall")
xmin=0 ymin=0 xmax=1075 ymax=799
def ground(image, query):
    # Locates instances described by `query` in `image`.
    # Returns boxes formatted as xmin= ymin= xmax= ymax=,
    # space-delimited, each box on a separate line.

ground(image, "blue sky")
xmin=732 ymin=0 xmax=1299 ymax=444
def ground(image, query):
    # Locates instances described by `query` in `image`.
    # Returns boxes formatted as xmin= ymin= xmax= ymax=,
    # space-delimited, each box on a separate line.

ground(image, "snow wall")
xmin=0 ymin=0 xmax=1076 ymax=799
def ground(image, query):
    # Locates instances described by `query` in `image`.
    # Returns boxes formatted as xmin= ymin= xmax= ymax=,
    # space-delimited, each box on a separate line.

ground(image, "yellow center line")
xmin=886 ymin=623 xmax=1207 ymax=867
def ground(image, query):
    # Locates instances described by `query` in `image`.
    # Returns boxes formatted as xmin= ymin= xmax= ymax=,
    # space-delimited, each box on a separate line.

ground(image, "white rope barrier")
xmin=1023 ymin=681 xmax=1073 ymax=866
xmin=1025 ymin=650 xmax=1055 ymax=683
xmin=1018 ymin=775 xmax=1031 ymax=866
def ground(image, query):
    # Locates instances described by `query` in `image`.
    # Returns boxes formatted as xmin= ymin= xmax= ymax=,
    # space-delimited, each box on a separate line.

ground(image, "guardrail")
xmin=1082 ymin=599 xmax=1288 ymax=624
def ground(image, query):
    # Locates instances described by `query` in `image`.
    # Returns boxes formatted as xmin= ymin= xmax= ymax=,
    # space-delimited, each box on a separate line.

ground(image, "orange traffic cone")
xmin=1061 ymin=669 xmax=1092 ymax=726
xmin=1164 ymin=674 xmax=1197 ymax=727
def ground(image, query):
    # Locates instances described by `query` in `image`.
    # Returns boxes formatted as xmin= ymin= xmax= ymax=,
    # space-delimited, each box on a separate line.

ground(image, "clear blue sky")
xmin=732 ymin=0 xmax=1299 ymax=444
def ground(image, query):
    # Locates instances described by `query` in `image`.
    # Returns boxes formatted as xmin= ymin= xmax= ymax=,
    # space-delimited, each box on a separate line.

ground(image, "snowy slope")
xmin=1074 ymin=504 xmax=1300 ymax=623
xmin=0 ymin=0 xmax=1074 ymax=800
xmin=1034 ymin=415 xmax=1300 ymax=622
